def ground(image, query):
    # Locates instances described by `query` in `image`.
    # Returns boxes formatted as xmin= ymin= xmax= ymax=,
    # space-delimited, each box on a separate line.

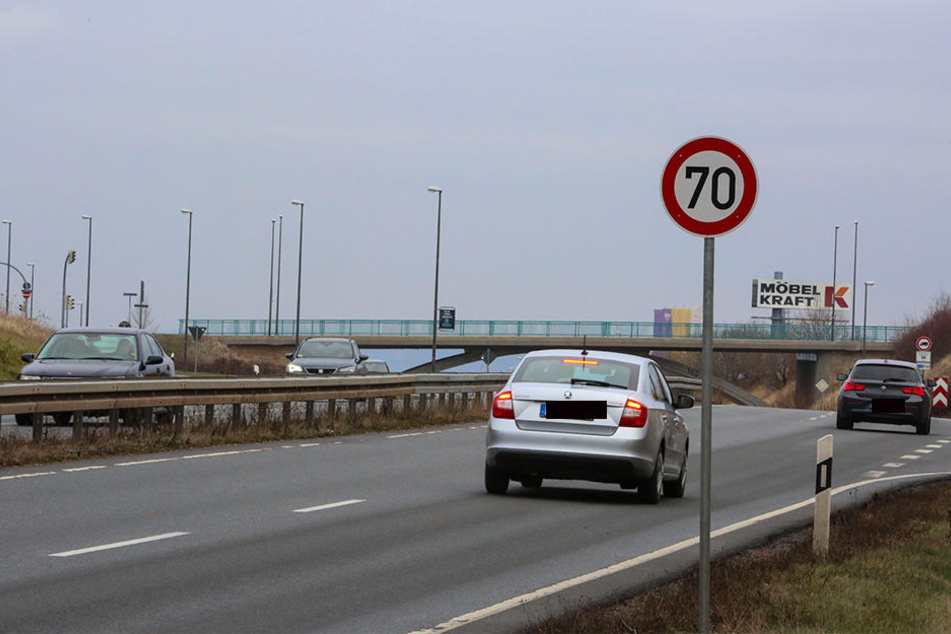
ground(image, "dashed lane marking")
xmin=0 ymin=471 xmax=55 ymax=481
xmin=49 ymin=532 xmax=190 ymax=558
xmin=293 ymin=499 xmax=365 ymax=514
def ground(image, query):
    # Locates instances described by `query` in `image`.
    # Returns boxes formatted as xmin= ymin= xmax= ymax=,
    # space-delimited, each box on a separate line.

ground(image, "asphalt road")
xmin=1 ymin=407 xmax=949 ymax=633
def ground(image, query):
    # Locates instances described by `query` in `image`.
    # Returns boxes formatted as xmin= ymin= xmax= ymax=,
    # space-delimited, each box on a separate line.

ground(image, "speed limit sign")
xmin=661 ymin=136 xmax=758 ymax=237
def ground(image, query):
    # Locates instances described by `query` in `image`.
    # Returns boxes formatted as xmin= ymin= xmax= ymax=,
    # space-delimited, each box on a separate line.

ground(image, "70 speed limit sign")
xmin=661 ymin=136 xmax=758 ymax=237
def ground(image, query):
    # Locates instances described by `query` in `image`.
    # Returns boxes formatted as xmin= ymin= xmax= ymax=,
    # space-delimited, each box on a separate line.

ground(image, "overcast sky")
xmin=2 ymin=1 xmax=949 ymax=335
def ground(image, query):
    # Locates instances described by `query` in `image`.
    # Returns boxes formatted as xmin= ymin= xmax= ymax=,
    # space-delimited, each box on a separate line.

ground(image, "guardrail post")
xmin=204 ymin=404 xmax=215 ymax=427
xmin=172 ymin=406 xmax=184 ymax=439
xmin=31 ymin=412 xmax=42 ymax=442
xmin=305 ymin=401 xmax=315 ymax=429
xmin=72 ymin=411 xmax=84 ymax=441
xmin=403 ymin=394 xmax=412 ymax=414
xmin=109 ymin=409 xmax=119 ymax=436
xmin=282 ymin=401 xmax=291 ymax=435
xmin=257 ymin=403 xmax=269 ymax=425
xmin=231 ymin=403 xmax=242 ymax=429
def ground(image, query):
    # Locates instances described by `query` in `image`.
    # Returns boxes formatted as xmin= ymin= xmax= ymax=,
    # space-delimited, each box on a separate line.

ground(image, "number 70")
xmin=685 ymin=166 xmax=736 ymax=211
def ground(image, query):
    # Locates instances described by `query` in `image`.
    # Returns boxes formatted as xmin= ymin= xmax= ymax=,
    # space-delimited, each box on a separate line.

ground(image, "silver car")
xmin=484 ymin=349 xmax=692 ymax=503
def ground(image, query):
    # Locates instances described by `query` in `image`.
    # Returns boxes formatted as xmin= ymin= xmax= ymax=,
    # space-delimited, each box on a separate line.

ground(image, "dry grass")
xmin=528 ymin=480 xmax=951 ymax=634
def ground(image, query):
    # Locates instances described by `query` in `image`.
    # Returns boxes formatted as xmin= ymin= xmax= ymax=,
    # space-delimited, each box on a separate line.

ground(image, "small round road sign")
xmin=916 ymin=336 xmax=932 ymax=352
xmin=661 ymin=136 xmax=758 ymax=237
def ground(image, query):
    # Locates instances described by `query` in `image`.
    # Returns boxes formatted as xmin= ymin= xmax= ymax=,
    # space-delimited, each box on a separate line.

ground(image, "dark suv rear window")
xmin=851 ymin=364 xmax=919 ymax=383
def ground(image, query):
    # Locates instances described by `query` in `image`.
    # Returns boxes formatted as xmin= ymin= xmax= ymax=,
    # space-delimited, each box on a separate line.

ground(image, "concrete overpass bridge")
xmin=188 ymin=318 xmax=905 ymax=407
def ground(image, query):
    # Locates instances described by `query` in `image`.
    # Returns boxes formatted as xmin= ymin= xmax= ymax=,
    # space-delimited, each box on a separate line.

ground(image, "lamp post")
xmin=291 ymin=200 xmax=305 ymax=348
xmin=831 ymin=224 xmax=840 ymax=341
xmin=123 ymin=291 xmax=137 ymax=324
xmin=61 ymin=250 xmax=76 ymax=327
xmin=81 ymin=214 xmax=92 ymax=326
xmin=850 ymin=220 xmax=858 ymax=340
xmin=862 ymin=281 xmax=875 ymax=353
xmin=268 ymin=219 xmax=276 ymax=336
xmin=181 ymin=209 xmax=194 ymax=369
xmin=427 ymin=186 xmax=443 ymax=373
xmin=26 ymin=262 xmax=34 ymax=319
xmin=2 ymin=220 xmax=11 ymax=314
xmin=275 ymin=214 xmax=283 ymax=335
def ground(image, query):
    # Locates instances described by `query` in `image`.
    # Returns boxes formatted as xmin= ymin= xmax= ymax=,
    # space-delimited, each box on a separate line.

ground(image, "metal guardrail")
xmin=179 ymin=318 xmax=909 ymax=343
xmin=0 ymin=374 xmax=509 ymax=420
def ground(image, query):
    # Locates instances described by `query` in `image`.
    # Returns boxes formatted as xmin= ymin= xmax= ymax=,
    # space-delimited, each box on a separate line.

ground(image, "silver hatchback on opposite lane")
xmin=484 ymin=349 xmax=692 ymax=503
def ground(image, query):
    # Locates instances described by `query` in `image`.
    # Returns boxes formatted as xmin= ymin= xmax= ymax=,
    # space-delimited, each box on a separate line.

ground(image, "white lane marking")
xmin=883 ymin=462 xmax=904 ymax=469
xmin=299 ymin=442 xmax=321 ymax=447
xmin=114 ymin=457 xmax=179 ymax=466
xmin=864 ymin=471 xmax=887 ymax=478
xmin=0 ymin=471 xmax=56 ymax=481
xmin=926 ymin=444 xmax=944 ymax=449
xmin=49 ymin=532 xmax=190 ymax=558
xmin=916 ymin=449 xmax=933 ymax=454
xmin=181 ymin=449 xmax=264 ymax=460
xmin=63 ymin=466 xmax=107 ymax=472
xmin=902 ymin=454 xmax=921 ymax=460
xmin=115 ymin=448 xmax=265 ymax=467
xmin=409 ymin=471 xmax=951 ymax=634
xmin=389 ymin=432 xmax=424 ymax=439
xmin=293 ymin=499 xmax=366 ymax=514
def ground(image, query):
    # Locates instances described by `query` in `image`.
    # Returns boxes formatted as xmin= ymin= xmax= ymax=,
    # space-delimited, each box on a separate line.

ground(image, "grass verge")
xmin=528 ymin=480 xmax=951 ymax=634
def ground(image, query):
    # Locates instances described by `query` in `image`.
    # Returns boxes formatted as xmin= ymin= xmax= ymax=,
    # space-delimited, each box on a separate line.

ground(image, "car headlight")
xmin=286 ymin=363 xmax=304 ymax=374
xmin=18 ymin=375 xmax=41 ymax=380
xmin=337 ymin=365 xmax=357 ymax=374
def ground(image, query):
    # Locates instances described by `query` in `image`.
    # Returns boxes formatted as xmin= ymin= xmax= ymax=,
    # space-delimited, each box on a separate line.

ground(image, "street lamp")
xmin=427 ymin=186 xmax=443 ymax=373
xmin=181 ymin=209 xmax=194 ymax=369
xmin=862 ymin=281 xmax=876 ymax=353
xmin=2 ymin=220 xmax=11 ymax=314
xmin=850 ymin=220 xmax=858 ymax=340
xmin=831 ymin=224 xmax=840 ymax=341
xmin=123 ymin=291 xmax=137 ymax=324
xmin=268 ymin=219 xmax=276 ymax=336
xmin=26 ymin=262 xmax=34 ymax=319
xmin=291 ymin=200 xmax=305 ymax=348
xmin=61 ymin=249 xmax=76 ymax=327
xmin=275 ymin=214 xmax=283 ymax=334
xmin=82 ymin=214 xmax=92 ymax=326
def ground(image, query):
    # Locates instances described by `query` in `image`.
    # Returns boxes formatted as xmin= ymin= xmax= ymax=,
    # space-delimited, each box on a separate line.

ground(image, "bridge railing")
xmin=180 ymin=319 xmax=909 ymax=343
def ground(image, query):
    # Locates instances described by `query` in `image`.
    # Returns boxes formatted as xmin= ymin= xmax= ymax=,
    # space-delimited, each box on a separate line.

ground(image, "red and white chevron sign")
xmin=934 ymin=377 xmax=948 ymax=408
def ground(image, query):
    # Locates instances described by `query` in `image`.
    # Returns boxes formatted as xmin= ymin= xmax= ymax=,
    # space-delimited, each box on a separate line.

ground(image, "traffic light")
xmin=67 ymin=250 xmax=76 ymax=264
xmin=66 ymin=295 xmax=75 ymax=310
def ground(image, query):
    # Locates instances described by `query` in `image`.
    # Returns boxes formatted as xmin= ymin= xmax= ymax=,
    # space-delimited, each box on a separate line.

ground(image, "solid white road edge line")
xmin=49 ymin=532 xmax=190 ymax=558
xmin=408 ymin=471 xmax=951 ymax=634
xmin=293 ymin=499 xmax=366 ymax=513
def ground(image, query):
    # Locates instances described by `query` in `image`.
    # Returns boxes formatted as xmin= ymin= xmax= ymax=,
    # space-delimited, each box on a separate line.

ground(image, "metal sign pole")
xmin=699 ymin=236 xmax=714 ymax=634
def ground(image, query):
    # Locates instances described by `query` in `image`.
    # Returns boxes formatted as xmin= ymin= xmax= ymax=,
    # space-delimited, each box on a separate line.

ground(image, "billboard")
xmin=752 ymin=279 xmax=851 ymax=309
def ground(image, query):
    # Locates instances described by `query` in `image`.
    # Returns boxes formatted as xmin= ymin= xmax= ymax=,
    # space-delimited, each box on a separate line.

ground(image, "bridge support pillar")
xmin=795 ymin=352 xmax=838 ymax=408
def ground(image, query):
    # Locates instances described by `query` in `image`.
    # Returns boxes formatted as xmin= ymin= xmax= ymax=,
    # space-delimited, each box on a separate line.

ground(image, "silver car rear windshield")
xmin=297 ymin=340 xmax=353 ymax=359
xmin=38 ymin=333 xmax=138 ymax=361
xmin=851 ymin=365 xmax=919 ymax=383
xmin=513 ymin=356 xmax=639 ymax=390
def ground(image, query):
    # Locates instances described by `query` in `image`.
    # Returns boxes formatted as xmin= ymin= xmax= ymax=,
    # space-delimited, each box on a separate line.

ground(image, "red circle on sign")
xmin=916 ymin=336 xmax=932 ymax=351
xmin=661 ymin=136 xmax=758 ymax=237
